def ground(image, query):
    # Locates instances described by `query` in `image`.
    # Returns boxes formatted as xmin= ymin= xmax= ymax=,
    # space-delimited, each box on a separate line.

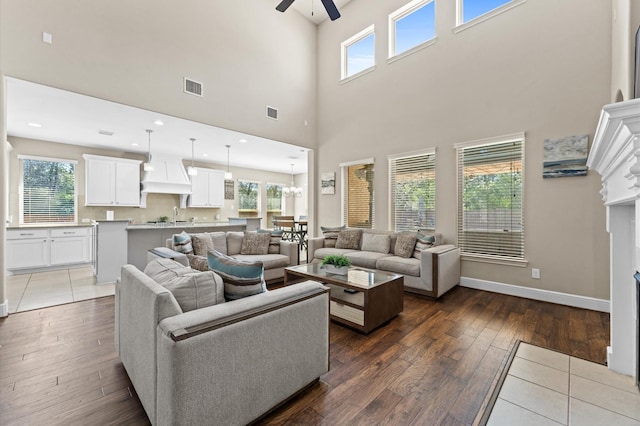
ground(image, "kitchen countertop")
xmin=7 ymin=223 xmax=94 ymax=230
xmin=126 ymin=221 xmax=235 ymax=230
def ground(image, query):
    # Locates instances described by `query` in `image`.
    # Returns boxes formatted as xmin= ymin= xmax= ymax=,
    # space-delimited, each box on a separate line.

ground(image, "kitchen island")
xmin=126 ymin=222 xmax=246 ymax=270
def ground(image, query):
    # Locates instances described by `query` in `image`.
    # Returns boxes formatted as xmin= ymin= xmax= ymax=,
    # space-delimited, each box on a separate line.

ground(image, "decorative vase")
xmin=325 ymin=264 xmax=349 ymax=275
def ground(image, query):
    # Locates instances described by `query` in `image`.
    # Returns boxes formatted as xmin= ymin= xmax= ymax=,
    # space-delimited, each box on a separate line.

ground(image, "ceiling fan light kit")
xmin=276 ymin=0 xmax=341 ymax=21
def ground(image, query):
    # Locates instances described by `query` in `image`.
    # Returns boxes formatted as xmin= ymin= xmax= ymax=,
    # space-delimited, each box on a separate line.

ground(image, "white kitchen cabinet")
xmin=188 ymin=168 xmax=225 ymax=208
xmin=6 ymin=230 xmax=49 ymax=269
xmin=6 ymin=227 xmax=93 ymax=271
xmin=50 ymin=228 xmax=92 ymax=265
xmin=83 ymin=154 xmax=141 ymax=206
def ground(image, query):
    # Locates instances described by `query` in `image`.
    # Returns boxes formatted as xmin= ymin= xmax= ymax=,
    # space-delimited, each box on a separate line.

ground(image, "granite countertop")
xmin=7 ymin=223 xmax=94 ymax=230
xmin=126 ymin=221 xmax=234 ymax=230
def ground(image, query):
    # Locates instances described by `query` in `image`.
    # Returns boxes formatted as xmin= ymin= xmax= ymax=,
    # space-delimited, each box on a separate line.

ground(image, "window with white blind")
xmin=20 ymin=156 xmax=77 ymax=224
xmin=238 ymin=180 xmax=260 ymax=218
xmin=389 ymin=149 xmax=436 ymax=231
xmin=341 ymin=159 xmax=375 ymax=229
xmin=455 ymin=133 xmax=524 ymax=263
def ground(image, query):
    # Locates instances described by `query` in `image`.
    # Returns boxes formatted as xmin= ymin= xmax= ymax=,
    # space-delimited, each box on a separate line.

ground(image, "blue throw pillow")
xmin=206 ymin=249 xmax=266 ymax=301
xmin=173 ymin=231 xmax=194 ymax=254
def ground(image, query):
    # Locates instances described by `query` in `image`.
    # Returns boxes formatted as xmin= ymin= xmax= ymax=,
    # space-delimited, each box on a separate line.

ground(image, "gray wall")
xmin=315 ymin=0 xmax=612 ymax=299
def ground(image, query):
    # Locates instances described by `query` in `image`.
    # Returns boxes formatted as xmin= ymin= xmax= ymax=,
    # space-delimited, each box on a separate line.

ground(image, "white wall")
xmin=315 ymin=0 xmax=612 ymax=299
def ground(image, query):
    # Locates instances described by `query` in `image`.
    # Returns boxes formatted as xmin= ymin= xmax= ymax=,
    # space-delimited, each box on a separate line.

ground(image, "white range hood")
xmin=140 ymin=154 xmax=192 ymax=208
xmin=587 ymin=98 xmax=640 ymax=380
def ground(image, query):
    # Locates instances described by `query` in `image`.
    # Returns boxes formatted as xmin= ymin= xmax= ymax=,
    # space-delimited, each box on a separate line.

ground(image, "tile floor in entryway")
xmin=5 ymin=266 xmax=115 ymax=313
xmin=488 ymin=342 xmax=640 ymax=425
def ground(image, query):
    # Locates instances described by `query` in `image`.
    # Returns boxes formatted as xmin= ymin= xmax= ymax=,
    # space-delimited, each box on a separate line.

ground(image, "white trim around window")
xmin=341 ymin=25 xmax=375 ymax=82
xmin=453 ymin=0 xmax=526 ymax=34
xmin=388 ymin=0 xmax=437 ymax=62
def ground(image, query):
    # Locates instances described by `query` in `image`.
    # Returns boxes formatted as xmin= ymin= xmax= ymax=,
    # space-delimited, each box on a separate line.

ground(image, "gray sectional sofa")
xmin=115 ymin=260 xmax=329 ymax=426
xmin=308 ymin=228 xmax=460 ymax=298
xmin=155 ymin=230 xmax=299 ymax=284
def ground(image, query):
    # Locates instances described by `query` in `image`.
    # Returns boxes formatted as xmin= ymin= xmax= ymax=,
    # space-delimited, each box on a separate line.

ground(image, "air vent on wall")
xmin=266 ymin=106 xmax=278 ymax=120
xmin=98 ymin=129 xmax=114 ymax=136
xmin=184 ymin=78 xmax=203 ymax=97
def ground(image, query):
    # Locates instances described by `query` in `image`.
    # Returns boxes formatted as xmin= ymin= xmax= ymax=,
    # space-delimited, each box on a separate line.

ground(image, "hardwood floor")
xmin=0 ymin=286 xmax=610 ymax=425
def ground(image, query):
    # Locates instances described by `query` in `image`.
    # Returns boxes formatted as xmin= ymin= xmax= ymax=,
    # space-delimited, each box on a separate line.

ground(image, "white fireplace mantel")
xmin=588 ymin=99 xmax=639 ymax=379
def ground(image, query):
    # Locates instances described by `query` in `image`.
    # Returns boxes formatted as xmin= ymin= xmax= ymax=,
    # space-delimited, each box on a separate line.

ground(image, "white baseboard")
xmin=460 ymin=277 xmax=610 ymax=313
xmin=0 ymin=299 xmax=8 ymax=317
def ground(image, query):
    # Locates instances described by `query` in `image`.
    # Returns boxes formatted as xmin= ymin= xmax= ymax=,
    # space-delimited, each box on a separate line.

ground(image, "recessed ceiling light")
xmin=203 ymin=153 xmax=209 ymax=157
xmin=131 ymin=143 xmax=139 ymax=147
xmin=27 ymin=122 xmax=42 ymax=128
xmin=153 ymin=120 xmax=164 ymax=126
xmin=239 ymin=139 xmax=248 ymax=143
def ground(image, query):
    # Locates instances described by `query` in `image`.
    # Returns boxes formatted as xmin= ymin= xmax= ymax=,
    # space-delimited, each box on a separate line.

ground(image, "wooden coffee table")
xmin=284 ymin=263 xmax=404 ymax=334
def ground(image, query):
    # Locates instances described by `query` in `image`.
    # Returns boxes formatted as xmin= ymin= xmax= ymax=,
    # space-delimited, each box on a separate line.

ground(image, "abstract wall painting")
xmin=321 ymin=172 xmax=335 ymax=195
xmin=543 ymin=134 xmax=589 ymax=178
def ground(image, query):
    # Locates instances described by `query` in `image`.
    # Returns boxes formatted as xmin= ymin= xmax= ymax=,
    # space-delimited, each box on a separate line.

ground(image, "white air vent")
xmin=266 ymin=106 xmax=278 ymax=120
xmin=184 ymin=78 xmax=203 ymax=97
xmin=98 ymin=129 xmax=114 ymax=136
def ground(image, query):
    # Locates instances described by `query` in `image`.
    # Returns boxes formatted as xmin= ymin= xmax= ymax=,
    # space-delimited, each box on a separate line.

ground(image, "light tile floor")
xmin=6 ymin=266 xmax=115 ymax=313
xmin=488 ymin=342 xmax=640 ymax=425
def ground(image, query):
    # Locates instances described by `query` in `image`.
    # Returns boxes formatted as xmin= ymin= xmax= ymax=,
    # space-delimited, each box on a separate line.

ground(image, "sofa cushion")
xmin=395 ymin=232 xmax=417 ymax=258
xmin=413 ymin=232 xmax=436 ymax=259
xmin=234 ymin=254 xmax=290 ymax=270
xmin=313 ymin=247 xmax=358 ymax=261
xmin=226 ymin=231 xmax=245 ymax=256
xmin=207 ymin=250 xmax=266 ymax=301
xmin=208 ymin=231 xmax=228 ymax=256
xmin=376 ymin=256 xmax=420 ymax=277
xmin=257 ymin=229 xmax=283 ymax=254
xmin=143 ymin=258 xmax=225 ymax=312
xmin=172 ymin=231 xmax=194 ymax=255
xmin=345 ymin=251 xmax=392 ymax=269
xmin=191 ymin=233 xmax=215 ymax=256
xmin=321 ymin=225 xmax=345 ymax=248
xmin=240 ymin=231 xmax=271 ymax=255
xmin=336 ymin=229 xmax=362 ymax=250
xmin=186 ymin=254 xmax=210 ymax=272
xmin=361 ymin=233 xmax=391 ymax=254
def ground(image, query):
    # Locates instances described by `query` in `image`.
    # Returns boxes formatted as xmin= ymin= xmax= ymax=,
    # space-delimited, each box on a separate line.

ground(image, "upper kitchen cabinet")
xmin=188 ymin=168 xmax=225 ymax=208
xmin=83 ymin=154 xmax=141 ymax=207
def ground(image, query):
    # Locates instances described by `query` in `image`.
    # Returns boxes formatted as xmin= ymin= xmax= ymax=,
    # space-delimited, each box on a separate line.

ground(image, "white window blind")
xmin=456 ymin=134 xmax=524 ymax=260
xmin=389 ymin=149 xmax=435 ymax=231
xmin=21 ymin=156 xmax=77 ymax=224
xmin=342 ymin=160 xmax=375 ymax=229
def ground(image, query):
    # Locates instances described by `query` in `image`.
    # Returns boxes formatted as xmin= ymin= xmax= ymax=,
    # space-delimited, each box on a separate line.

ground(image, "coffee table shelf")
xmin=284 ymin=264 xmax=404 ymax=334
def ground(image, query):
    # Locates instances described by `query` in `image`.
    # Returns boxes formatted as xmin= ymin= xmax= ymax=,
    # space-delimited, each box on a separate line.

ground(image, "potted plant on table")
xmin=321 ymin=254 xmax=351 ymax=275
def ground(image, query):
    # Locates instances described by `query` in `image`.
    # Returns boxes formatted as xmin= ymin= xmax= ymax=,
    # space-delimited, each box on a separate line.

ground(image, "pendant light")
xmin=283 ymin=163 xmax=303 ymax=198
xmin=224 ymin=145 xmax=233 ymax=180
xmin=187 ymin=138 xmax=198 ymax=176
xmin=143 ymin=129 xmax=154 ymax=172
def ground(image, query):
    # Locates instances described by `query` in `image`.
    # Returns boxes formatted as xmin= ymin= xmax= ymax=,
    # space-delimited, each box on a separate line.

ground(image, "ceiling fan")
xmin=276 ymin=0 xmax=341 ymax=21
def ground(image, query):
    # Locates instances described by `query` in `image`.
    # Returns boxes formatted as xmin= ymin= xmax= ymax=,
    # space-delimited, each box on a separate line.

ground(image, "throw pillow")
xmin=395 ymin=232 xmax=418 ymax=258
xmin=144 ymin=258 xmax=225 ymax=312
xmin=208 ymin=231 xmax=228 ymax=256
xmin=187 ymin=254 xmax=210 ymax=271
xmin=258 ymin=229 xmax=283 ymax=254
xmin=413 ymin=232 xmax=436 ymax=259
xmin=321 ymin=225 xmax=345 ymax=248
xmin=335 ymin=229 xmax=362 ymax=250
xmin=361 ymin=233 xmax=391 ymax=254
xmin=207 ymin=250 xmax=266 ymax=301
xmin=191 ymin=233 xmax=215 ymax=257
xmin=240 ymin=231 xmax=271 ymax=255
xmin=226 ymin=231 xmax=245 ymax=256
xmin=172 ymin=231 xmax=194 ymax=255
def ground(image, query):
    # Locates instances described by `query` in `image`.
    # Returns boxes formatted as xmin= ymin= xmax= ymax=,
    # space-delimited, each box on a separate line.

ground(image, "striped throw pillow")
xmin=206 ymin=250 xmax=266 ymax=301
xmin=173 ymin=231 xmax=194 ymax=254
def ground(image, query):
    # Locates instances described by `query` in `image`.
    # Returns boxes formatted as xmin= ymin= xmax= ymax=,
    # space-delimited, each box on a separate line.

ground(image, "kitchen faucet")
xmin=173 ymin=206 xmax=179 ymax=225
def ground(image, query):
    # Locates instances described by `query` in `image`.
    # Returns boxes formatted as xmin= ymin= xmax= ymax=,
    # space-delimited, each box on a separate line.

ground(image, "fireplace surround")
xmin=588 ymin=98 xmax=640 ymax=382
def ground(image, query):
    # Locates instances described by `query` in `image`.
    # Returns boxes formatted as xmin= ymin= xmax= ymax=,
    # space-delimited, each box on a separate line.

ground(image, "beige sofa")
xmin=308 ymin=229 xmax=460 ymax=299
xmin=115 ymin=262 xmax=329 ymax=426
xmin=158 ymin=230 xmax=299 ymax=284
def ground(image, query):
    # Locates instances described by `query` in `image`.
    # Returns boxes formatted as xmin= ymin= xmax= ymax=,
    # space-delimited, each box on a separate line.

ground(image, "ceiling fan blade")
xmin=320 ymin=0 xmax=341 ymax=21
xmin=276 ymin=0 xmax=296 ymax=13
